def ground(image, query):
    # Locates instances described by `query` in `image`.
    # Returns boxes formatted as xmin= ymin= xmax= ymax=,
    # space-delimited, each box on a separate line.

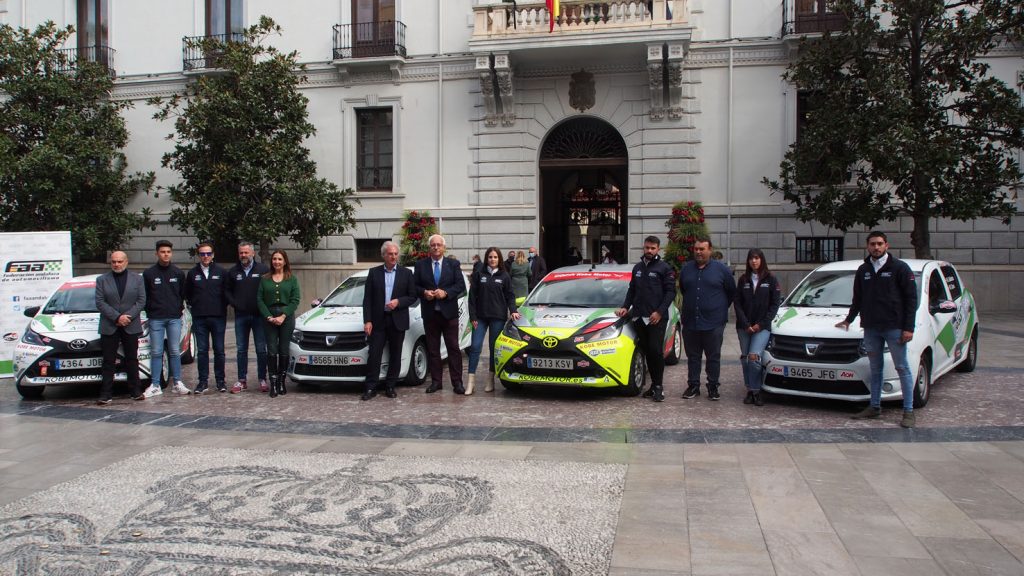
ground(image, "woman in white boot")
xmin=466 ymin=247 xmax=521 ymax=394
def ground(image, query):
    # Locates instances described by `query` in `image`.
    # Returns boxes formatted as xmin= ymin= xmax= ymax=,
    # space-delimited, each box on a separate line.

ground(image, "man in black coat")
xmin=527 ymin=246 xmax=547 ymax=291
xmin=184 ymin=241 xmax=229 ymax=394
xmin=361 ymin=241 xmax=418 ymax=400
xmin=413 ymin=234 xmax=466 ymax=394
xmin=225 ymin=241 xmax=271 ymax=393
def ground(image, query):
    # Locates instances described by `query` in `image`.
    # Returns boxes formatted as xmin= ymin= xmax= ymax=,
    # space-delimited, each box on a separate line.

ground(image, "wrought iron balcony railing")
xmin=55 ymin=45 xmax=116 ymax=78
xmin=182 ymin=33 xmax=246 ymax=71
xmin=332 ymin=21 xmax=407 ymax=60
xmin=783 ymin=0 xmax=848 ymax=36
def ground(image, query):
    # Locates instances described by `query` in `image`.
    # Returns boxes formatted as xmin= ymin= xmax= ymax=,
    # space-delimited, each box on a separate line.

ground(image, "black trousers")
xmin=423 ymin=313 xmax=463 ymax=388
xmin=365 ymin=314 xmax=406 ymax=388
xmin=683 ymin=324 xmax=726 ymax=388
xmin=100 ymin=328 xmax=141 ymax=400
xmin=634 ymin=318 xmax=668 ymax=388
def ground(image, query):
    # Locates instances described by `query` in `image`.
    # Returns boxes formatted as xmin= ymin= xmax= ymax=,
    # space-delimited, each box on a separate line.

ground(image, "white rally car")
xmin=762 ymin=260 xmax=979 ymax=407
xmin=12 ymin=275 xmax=196 ymax=399
xmin=287 ymin=268 xmax=471 ymax=386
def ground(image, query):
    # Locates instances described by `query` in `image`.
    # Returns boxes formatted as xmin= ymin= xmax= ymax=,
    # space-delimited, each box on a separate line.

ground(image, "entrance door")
xmin=352 ymin=0 xmax=396 ymax=57
xmin=539 ymin=118 xmax=628 ymax=269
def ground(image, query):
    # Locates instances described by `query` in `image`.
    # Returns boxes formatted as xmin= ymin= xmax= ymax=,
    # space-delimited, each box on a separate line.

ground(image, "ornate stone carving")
xmin=569 ymin=69 xmax=595 ymax=113
xmin=648 ymin=61 xmax=664 ymax=120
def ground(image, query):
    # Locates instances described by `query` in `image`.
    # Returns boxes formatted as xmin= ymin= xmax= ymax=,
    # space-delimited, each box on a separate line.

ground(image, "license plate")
xmin=307 ymin=355 xmax=351 ymax=366
xmin=53 ymin=357 xmax=103 ymax=370
xmin=783 ymin=366 xmax=837 ymax=380
xmin=528 ymin=357 xmax=573 ymax=370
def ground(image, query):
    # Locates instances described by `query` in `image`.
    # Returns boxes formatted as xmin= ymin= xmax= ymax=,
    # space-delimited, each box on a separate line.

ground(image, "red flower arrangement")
xmin=663 ymin=200 xmax=710 ymax=271
xmin=398 ymin=210 xmax=438 ymax=266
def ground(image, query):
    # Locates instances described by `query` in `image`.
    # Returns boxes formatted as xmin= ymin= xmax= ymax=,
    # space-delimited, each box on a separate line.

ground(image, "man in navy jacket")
xmin=836 ymin=231 xmax=918 ymax=428
xmin=225 ymin=241 xmax=271 ymax=393
xmin=678 ymin=236 xmax=736 ymax=401
xmin=184 ymin=241 xmax=228 ymax=393
xmin=361 ymin=241 xmax=418 ymax=400
xmin=413 ymin=234 xmax=466 ymax=394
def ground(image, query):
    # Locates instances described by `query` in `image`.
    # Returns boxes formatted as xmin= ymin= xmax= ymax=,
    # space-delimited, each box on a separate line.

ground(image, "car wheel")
xmin=955 ymin=328 xmax=978 ymax=373
xmin=500 ymin=378 xmax=523 ymax=392
xmin=913 ymin=357 xmax=931 ymax=409
xmin=158 ymin=355 xmax=169 ymax=388
xmin=622 ymin=350 xmax=646 ymax=396
xmin=180 ymin=332 xmax=196 ymax=365
xmin=665 ymin=323 xmax=682 ymax=366
xmin=404 ymin=338 xmax=428 ymax=386
xmin=16 ymin=382 xmax=44 ymax=399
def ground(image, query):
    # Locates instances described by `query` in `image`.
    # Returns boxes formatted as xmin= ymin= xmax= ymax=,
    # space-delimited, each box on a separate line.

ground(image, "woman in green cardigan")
xmin=258 ymin=249 xmax=301 ymax=397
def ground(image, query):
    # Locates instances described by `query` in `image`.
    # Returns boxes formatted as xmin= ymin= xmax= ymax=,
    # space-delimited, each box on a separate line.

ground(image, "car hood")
xmin=513 ymin=306 xmax=617 ymax=336
xmin=296 ymin=306 xmax=364 ymax=330
xmin=771 ymin=307 xmax=862 ymax=338
xmin=30 ymin=313 xmax=102 ymax=341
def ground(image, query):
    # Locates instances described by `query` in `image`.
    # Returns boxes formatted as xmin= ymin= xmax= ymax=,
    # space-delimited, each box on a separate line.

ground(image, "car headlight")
xmin=502 ymin=322 xmax=522 ymax=341
xmin=290 ymin=329 xmax=303 ymax=344
xmin=22 ymin=328 xmax=47 ymax=346
xmin=586 ymin=323 xmax=622 ymax=342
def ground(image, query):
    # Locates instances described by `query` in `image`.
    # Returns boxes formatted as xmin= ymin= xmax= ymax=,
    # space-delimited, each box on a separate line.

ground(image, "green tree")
xmin=0 ymin=22 xmax=154 ymax=258
xmin=150 ymin=16 xmax=356 ymax=260
xmin=763 ymin=1 xmax=1024 ymax=258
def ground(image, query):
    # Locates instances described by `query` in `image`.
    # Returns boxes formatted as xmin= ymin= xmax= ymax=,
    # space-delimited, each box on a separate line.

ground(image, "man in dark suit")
xmin=528 ymin=246 xmax=547 ymax=291
xmin=95 ymin=250 xmax=147 ymax=405
xmin=361 ymin=241 xmax=418 ymax=400
xmin=413 ymin=234 xmax=466 ymax=394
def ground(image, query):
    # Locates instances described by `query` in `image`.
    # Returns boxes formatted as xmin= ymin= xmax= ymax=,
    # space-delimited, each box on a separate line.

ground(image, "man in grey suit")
xmin=95 ymin=251 xmax=147 ymax=405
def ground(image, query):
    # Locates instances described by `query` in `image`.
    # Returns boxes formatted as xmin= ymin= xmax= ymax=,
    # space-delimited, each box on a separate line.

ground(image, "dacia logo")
xmin=325 ymin=335 xmax=338 ymax=346
xmin=5 ymin=260 xmax=62 ymax=273
xmin=542 ymin=336 xmax=559 ymax=349
xmin=805 ymin=343 xmax=820 ymax=356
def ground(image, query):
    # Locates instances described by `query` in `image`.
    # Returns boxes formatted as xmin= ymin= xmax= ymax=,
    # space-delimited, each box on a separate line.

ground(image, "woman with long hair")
xmin=733 ymin=248 xmax=782 ymax=406
xmin=466 ymin=247 xmax=521 ymax=394
xmin=508 ymin=250 xmax=531 ymax=299
xmin=257 ymin=250 xmax=301 ymax=398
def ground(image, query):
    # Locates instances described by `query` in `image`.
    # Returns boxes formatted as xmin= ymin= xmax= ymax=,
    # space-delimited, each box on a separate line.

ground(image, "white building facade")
xmin=3 ymin=0 xmax=1023 ymax=304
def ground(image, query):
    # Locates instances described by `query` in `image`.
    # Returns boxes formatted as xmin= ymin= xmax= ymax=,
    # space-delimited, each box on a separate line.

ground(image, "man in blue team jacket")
xmin=678 ymin=236 xmax=736 ymax=401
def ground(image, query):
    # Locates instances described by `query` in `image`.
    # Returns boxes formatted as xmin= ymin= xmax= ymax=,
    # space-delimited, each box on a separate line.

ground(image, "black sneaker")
xmin=652 ymin=388 xmax=665 ymax=402
xmin=743 ymin=391 xmax=755 ymax=405
xmin=682 ymin=385 xmax=700 ymax=399
xmin=851 ymin=405 xmax=881 ymax=419
xmin=708 ymin=386 xmax=721 ymax=401
xmin=753 ymin=391 xmax=765 ymax=407
xmin=641 ymin=387 xmax=655 ymax=398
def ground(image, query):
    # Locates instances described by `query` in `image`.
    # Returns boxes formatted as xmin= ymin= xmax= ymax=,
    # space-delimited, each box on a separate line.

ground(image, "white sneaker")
xmin=172 ymin=381 xmax=190 ymax=395
xmin=142 ymin=385 xmax=163 ymax=398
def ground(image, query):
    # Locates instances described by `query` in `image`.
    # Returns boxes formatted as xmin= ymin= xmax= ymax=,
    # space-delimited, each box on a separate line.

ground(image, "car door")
xmin=457 ymin=273 xmax=472 ymax=351
xmin=924 ymin=265 xmax=954 ymax=374
xmin=940 ymin=263 xmax=973 ymax=369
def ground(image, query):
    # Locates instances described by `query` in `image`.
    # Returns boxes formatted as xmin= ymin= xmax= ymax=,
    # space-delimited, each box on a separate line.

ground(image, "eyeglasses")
xmin=198 ymin=251 xmax=213 ymax=256
xmin=428 ymin=243 xmax=444 ymax=247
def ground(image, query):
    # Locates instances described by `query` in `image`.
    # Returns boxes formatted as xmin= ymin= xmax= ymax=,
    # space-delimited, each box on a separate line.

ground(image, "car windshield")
xmin=526 ymin=276 xmax=628 ymax=309
xmin=786 ymin=270 xmax=923 ymax=308
xmin=319 ymin=277 xmax=366 ymax=307
xmin=43 ymin=284 xmax=98 ymax=314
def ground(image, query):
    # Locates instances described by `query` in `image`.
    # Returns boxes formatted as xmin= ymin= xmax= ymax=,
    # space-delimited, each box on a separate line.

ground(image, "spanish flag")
xmin=547 ymin=0 xmax=560 ymax=32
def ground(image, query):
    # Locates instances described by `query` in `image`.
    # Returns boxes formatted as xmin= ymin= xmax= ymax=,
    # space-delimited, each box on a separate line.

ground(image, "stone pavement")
xmin=0 ymin=312 xmax=1022 ymax=574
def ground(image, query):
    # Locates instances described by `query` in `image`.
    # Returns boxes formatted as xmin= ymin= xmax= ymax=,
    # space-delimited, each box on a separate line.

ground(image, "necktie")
xmin=433 ymin=261 xmax=440 ymax=285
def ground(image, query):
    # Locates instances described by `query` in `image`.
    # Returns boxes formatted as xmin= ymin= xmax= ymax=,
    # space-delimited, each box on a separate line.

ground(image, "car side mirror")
xmin=515 ymin=296 xmax=526 ymax=307
xmin=310 ymin=299 xmax=321 ymax=308
xmin=929 ymin=300 xmax=956 ymax=315
xmin=23 ymin=306 xmax=40 ymax=318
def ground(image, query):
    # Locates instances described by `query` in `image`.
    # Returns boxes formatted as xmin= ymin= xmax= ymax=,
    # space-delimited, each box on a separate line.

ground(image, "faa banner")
xmin=0 ymin=232 xmax=73 ymax=377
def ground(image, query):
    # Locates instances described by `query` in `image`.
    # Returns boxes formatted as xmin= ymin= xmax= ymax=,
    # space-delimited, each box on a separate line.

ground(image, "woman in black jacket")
xmin=734 ymin=249 xmax=783 ymax=406
xmin=466 ymin=247 xmax=521 ymax=394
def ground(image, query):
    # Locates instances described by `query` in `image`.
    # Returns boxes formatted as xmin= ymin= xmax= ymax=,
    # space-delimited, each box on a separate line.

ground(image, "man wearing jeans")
xmin=141 ymin=240 xmax=190 ymax=396
xmin=185 ymin=241 xmax=228 ymax=394
xmin=836 ymin=231 xmax=918 ymax=428
xmin=678 ymin=236 xmax=736 ymax=401
xmin=225 ymin=241 xmax=270 ymax=393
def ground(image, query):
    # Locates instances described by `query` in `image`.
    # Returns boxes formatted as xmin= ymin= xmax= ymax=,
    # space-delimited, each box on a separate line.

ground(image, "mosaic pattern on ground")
xmin=0 ymin=447 xmax=624 ymax=575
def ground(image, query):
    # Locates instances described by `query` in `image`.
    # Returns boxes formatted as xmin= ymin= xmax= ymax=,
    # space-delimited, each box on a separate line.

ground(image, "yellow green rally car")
xmin=494 ymin=265 xmax=681 ymax=394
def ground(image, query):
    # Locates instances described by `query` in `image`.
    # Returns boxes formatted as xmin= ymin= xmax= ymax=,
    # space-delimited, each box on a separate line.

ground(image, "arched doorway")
xmin=539 ymin=117 xmax=628 ymax=268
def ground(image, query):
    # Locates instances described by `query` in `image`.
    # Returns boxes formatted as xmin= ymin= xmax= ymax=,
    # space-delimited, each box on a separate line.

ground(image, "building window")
xmin=356 ymin=239 xmax=391 ymax=262
xmin=796 ymin=237 xmax=843 ymax=263
xmin=356 ymin=108 xmax=393 ymax=191
xmin=77 ymin=0 xmax=108 ymax=50
xmin=207 ymin=0 xmax=243 ymax=37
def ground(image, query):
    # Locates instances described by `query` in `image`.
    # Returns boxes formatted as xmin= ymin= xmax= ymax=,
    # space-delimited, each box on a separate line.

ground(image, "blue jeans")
xmin=148 ymin=317 xmax=182 ymax=384
xmin=736 ymin=329 xmax=771 ymax=391
xmin=234 ymin=312 xmax=267 ymax=381
xmin=193 ymin=315 xmax=227 ymax=386
xmin=863 ymin=327 xmax=915 ymax=411
xmin=468 ymin=318 xmax=505 ymax=374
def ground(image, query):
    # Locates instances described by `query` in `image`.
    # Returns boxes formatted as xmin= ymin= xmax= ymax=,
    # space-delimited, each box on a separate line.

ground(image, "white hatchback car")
xmin=762 ymin=260 xmax=979 ymax=407
xmin=287 ymin=268 xmax=471 ymax=386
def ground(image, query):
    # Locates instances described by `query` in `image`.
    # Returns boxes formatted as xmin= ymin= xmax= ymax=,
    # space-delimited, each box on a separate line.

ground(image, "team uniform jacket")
xmin=843 ymin=255 xmax=918 ymax=332
xmin=184 ymin=263 xmax=228 ymax=317
xmin=469 ymin=267 xmax=517 ymax=322
xmin=142 ymin=263 xmax=185 ymax=320
xmin=225 ymin=260 xmax=271 ymax=315
xmin=621 ymin=255 xmax=676 ymax=319
xmin=733 ymin=273 xmax=782 ymax=330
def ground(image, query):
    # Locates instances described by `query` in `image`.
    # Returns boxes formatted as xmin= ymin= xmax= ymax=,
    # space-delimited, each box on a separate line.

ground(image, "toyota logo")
xmin=542 ymin=336 xmax=559 ymax=349
xmin=805 ymin=343 xmax=820 ymax=356
xmin=69 ymin=339 xmax=89 ymax=351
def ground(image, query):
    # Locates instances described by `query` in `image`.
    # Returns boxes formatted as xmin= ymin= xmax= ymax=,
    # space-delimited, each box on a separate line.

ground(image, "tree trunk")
xmin=259 ymin=239 xmax=271 ymax=264
xmin=910 ymin=210 xmax=932 ymax=259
